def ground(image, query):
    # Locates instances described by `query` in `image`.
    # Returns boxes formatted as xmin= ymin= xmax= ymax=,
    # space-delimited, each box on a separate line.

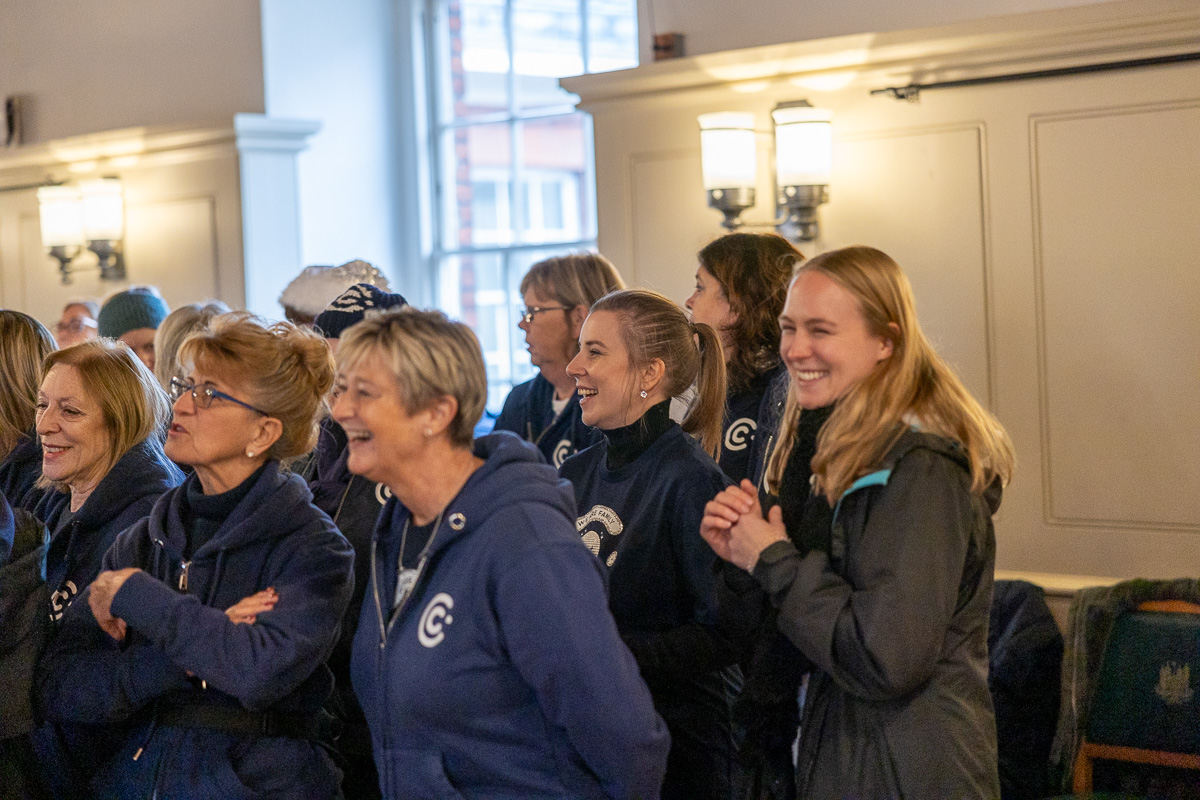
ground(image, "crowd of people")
xmin=0 ymin=237 xmax=1014 ymax=800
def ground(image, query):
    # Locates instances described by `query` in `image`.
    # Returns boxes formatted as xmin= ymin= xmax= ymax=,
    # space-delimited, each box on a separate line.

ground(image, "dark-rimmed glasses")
xmin=169 ymin=377 xmax=270 ymax=416
xmin=520 ymin=305 xmax=572 ymax=325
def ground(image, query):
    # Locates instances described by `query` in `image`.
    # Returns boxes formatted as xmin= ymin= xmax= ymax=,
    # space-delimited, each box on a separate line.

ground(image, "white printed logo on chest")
xmin=576 ymin=504 xmax=624 ymax=568
xmin=418 ymin=592 xmax=455 ymax=648
xmin=724 ymin=417 xmax=756 ymax=452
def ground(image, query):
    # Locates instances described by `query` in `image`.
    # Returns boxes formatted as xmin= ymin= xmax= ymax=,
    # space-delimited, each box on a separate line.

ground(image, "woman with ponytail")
xmin=561 ymin=288 xmax=747 ymax=800
xmin=702 ymin=246 xmax=1014 ymax=798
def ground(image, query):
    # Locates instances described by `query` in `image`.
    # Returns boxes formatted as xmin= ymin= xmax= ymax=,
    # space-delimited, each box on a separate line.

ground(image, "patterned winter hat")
xmin=314 ymin=283 xmax=408 ymax=339
xmin=278 ymin=260 xmax=391 ymax=320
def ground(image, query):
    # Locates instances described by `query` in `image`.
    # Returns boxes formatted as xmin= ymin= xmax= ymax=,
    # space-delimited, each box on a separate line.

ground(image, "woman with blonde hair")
xmin=39 ymin=313 xmax=353 ymax=799
xmin=495 ymin=252 xmax=625 ymax=467
xmin=0 ymin=311 xmax=57 ymax=509
xmin=152 ymin=300 xmax=231 ymax=390
xmin=702 ymin=245 xmax=1014 ymax=798
xmin=561 ymin=289 xmax=747 ymax=800
xmin=333 ymin=307 xmax=668 ymax=798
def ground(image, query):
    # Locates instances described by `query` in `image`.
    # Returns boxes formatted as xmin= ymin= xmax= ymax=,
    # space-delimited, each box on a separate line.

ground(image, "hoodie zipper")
xmin=178 ymin=560 xmax=190 ymax=591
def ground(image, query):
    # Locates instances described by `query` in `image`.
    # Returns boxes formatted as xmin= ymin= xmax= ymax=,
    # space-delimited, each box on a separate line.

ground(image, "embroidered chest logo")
xmin=418 ymin=592 xmax=455 ymax=648
xmin=48 ymin=580 xmax=79 ymax=622
xmin=374 ymin=483 xmax=393 ymax=505
xmin=551 ymin=438 xmax=573 ymax=468
xmin=1154 ymin=661 xmax=1194 ymax=705
xmin=577 ymin=504 xmax=624 ymax=568
xmin=724 ymin=417 xmax=756 ymax=452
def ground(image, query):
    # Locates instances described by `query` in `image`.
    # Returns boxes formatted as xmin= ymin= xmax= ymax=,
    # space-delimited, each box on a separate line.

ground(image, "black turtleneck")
xmin=602 ymin=400 xmax=673 ymax=471
xmin=778 ymin=404 xmax=835 ymax=556
xmin=183 ymin=462 xmax=268 ymax=558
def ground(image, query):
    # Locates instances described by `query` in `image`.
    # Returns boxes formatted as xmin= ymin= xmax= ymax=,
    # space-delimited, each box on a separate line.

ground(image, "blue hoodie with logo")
xmin=352 ymin=432 xmax=669 ymax=799
xmin=37 ymin=461 xmax=354 ymax=799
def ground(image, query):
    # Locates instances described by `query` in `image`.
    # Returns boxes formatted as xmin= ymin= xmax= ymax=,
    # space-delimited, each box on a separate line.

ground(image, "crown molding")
xmin=562 ymin=0 xmax=1200 ymax=105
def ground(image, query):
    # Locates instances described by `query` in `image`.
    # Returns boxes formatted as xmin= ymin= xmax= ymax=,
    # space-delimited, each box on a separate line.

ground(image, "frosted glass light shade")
xmin=772 ymin=105 xmax=833 ymax=186
xmin=699 ymin=112 xmax=756 ymax=191
xmin=80 ymin=178 xmax=124 ymax=241
xmin=37 ymin=186 xmax=86 ymax=248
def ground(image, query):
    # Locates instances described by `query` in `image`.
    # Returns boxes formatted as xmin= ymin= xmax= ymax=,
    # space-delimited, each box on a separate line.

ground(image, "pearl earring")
xmin=246 ymin=449 xmax=255 ymax=458
xmin=424 ymin=428 xmax=433 ymax=438
xmin=640 ymin=390 xmax=648 ymax=399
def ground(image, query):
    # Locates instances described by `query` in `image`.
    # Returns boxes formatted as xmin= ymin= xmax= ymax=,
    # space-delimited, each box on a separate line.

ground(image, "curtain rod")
xmin=871 ymin=51 xmax=1200 ymax=101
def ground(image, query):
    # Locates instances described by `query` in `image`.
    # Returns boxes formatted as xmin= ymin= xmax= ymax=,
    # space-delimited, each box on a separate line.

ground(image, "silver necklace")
xmin=393 ymin=509 xmax=444 ymax=609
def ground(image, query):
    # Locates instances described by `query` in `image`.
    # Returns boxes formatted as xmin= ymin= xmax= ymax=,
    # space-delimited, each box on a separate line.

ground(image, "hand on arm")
xmin=224 ymin=587 xmax=278 ymax=625
xmin=87 ymin=567 xmax=141 ymax=641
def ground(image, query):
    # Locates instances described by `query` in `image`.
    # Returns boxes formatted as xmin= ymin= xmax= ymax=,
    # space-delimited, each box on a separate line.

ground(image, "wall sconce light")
xmin=698 ymin=112 xmax=757 ymax=230
xmin=697 ymin=101 xmax=833 ymax=242
xmin=36 ymin=177 xmax=126 ymax=284
xmin=772 ymin=101 xmax=832 ymax=242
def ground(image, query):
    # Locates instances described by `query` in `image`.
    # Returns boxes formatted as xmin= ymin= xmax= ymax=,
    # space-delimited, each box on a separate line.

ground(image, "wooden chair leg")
xmin=1073 ymin=745 xmax=1093 ymax=794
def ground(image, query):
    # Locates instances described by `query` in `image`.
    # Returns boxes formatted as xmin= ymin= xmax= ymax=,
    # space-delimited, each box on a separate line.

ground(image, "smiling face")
xmin=36 ymin=364 xmax=113 ymax=495
xmin=779 ymin=269 xmax=894 ymax=410
xmin=685 ymin=265 xmax=738 ymax=356
xmin=165 ymin=367 xmax=269 ymax=489
xmin=565 ymin=310 xmax=649 ymax=430
xmin=331 ymin=351 xmax=430 ymax=487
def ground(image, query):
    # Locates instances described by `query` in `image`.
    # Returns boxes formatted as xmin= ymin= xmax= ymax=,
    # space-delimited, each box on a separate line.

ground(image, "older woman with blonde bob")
xmin=0 ymin=311 xmax=57 ymax=510
xmin=702 ymin=246 xmax=1015 ymax=798
xmin=39 ymin=312 xmax=354 ymax=799
xmin=333 ymin=307 xmax=668 ymax=799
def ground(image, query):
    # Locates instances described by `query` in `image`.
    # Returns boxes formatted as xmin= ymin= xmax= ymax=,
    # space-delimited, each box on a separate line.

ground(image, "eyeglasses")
xmin=520 ymin=305 xmax=572 ymax=325
xmin=169 ymin=377 xmax=270 ymax=416
xmin=55 ymin=318 xmax=98 ymax=334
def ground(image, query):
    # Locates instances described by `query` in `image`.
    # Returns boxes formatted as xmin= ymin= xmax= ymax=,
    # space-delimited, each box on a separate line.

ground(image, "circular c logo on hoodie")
xmin=418 ymin=592 xmax=455 ymax=648
xmin=551 ymin=438 xmax=572 ymax=468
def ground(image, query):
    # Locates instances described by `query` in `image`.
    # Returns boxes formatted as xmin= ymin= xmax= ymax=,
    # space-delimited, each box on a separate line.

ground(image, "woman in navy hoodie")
xmin=333 ymin=307 xmax=669 ymax=800
xmin=33 ymin=339 xmax=183 ymax=625
xmin=560 ymin=289 xmax=749 ymax=800
xmin=38 ymin=312 xmax=353 ymax=799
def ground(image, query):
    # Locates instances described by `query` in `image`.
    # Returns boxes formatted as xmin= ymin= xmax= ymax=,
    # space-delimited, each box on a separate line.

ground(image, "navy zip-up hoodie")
xmin=352 ymin=432 xmax=669 ymax=799
xmin=37 ymin=461 xmax=354 ymax=799
xmin=36 ymin=437 xmax=184 ymax=623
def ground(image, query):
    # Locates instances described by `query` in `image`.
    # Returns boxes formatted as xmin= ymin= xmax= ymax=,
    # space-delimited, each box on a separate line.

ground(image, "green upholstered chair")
xmin=1072 ymin=600 xmax=1200 ymax=794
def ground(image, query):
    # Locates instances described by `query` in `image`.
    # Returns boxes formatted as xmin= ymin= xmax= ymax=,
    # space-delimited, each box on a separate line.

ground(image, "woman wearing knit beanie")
xmin=97 ymin=286 xmax=171 ymax=371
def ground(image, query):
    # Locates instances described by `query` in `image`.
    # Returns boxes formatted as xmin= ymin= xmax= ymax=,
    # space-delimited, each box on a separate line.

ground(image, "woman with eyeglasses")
xmin=494 ymin=253 xmax=625 ymax=467
xmin=38 ymin=312 xmax=354 ymax=799
xmin=53 ymin=299 xmax=100 ymax=349
xmin=0 ymin=310 xmax=57 ymax=511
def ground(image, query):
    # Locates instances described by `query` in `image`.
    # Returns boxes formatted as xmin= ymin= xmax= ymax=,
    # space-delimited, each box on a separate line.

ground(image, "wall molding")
xmin=563 ymin=0 xmax=1200 ymax=105
xmin=1029 ymin=97 xmax=1200 ymax=534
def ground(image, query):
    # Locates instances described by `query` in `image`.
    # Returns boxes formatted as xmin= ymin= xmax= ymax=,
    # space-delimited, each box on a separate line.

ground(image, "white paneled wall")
xmin=565 ymin=0 xmax=1200 ymax=582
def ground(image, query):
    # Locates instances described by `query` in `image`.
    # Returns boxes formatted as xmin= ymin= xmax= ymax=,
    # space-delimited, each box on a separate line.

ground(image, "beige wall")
xmin=568 ymin=0 xmax=1200 ymax=581
xmin=0 ymin=0 xmax=265 ymax=144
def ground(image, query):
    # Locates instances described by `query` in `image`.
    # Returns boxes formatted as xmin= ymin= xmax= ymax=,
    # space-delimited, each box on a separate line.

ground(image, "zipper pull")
xmin=178 ymin=561 xmax=190 ymax=591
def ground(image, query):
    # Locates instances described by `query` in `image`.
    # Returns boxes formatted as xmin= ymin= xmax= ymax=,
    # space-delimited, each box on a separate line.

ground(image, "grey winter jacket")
xmin=753 ymin=429 xmax=1001 ymax=799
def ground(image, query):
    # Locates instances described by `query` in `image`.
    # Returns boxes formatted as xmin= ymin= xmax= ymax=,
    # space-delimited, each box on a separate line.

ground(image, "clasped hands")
xmin=87 ymin=568 xmax=279 ymax=643
xmin=700 ymin=479 xmax=789 ymax=573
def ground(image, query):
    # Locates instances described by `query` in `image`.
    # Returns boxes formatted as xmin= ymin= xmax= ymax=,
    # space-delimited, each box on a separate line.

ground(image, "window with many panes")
xmin=427 ymin=0 xmax=637 ymax=418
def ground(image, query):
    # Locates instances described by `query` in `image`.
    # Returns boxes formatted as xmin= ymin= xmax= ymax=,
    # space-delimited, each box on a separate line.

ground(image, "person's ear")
xmin=569 ymin=305 xmax=588 ymax=339
xmin=248 ymin=416 xmax=283 ymax=456
xmin=640 ymin=358 xmax=666 ymax=397
xmin=877 ymin=322 xmax=900 ymax=362
xmin=425 ymin=395 xmax=460 ymax=438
